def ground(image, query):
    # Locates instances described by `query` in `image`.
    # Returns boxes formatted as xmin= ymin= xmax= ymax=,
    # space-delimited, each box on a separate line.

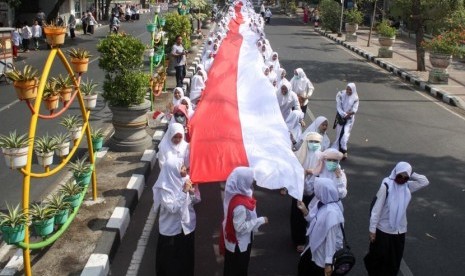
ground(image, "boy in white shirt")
xmin=31 ymin=20 xmax=42 ymax=50
xmin=21 ymin=21 xmax=32 ymax=52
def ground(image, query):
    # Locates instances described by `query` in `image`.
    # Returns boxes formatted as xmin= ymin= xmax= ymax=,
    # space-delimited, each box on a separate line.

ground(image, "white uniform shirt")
xmin=21 ymin=26 xmax=32 ymax=39
xmin=224 ymin=206 xmax=266 ymax=253
xmin=31 ymin=25 xmax=42 ymax=38
xmin=171 ymin=44 xmax=186 ymax=66
xmin=369 ymin=173 xmax=429 ymax=234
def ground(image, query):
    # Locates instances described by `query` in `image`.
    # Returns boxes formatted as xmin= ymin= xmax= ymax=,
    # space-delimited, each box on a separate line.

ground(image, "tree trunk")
xmin=367 ymin=0 xmax=377 ymax=47
xmin=412 ymin=0 xmax=426 ymax=71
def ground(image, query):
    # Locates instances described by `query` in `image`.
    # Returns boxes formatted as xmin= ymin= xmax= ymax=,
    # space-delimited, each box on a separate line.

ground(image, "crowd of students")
xmin=153 ymin=1 xmax=430 ymax=275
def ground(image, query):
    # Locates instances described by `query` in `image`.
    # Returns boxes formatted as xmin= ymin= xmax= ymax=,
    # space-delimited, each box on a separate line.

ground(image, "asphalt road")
xmin=0 ymin=16 xmax=153 ymax=210
xmin=112 ymin=14 xmax=465 ymax=276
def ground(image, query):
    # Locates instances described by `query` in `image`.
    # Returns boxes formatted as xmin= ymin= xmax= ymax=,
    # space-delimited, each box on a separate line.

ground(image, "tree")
xmin=390 ymin=0 xmax=464 ymax=71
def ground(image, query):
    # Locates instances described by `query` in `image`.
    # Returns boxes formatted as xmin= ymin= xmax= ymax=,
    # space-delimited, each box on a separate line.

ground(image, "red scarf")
xmin=219 ymin=194 xmax=256 ymax=255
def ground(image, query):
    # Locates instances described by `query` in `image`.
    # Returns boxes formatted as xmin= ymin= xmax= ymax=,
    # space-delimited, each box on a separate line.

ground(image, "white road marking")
xmin=125 ymin=205 xmax=157 ymax=276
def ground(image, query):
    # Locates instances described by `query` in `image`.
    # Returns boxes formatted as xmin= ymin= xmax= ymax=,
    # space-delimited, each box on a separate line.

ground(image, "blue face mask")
xmin=325 ymin=161 xmax=338 ymax=172
xmin=294 ymin=74 xmax=300 ymax=79
xmin=307 ymin=142 xmax=321 ymax=152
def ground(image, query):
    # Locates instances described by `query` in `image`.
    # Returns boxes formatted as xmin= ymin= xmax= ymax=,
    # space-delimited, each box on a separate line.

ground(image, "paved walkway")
xmin=313 ymin=27 xmax=465 ymax=110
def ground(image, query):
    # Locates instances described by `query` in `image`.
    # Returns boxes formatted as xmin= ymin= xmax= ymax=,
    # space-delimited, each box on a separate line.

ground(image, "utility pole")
xmin=338 ymin=0 xmax=344 ymax=36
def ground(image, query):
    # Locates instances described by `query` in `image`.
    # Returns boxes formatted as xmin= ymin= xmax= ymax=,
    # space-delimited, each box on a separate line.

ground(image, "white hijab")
xmin=285 ymin=110 xmax=304 ymax=142
xmin=157 ymin=123 xmax=189 ymax=169
xmin=290 ymin=68 xmax=311 ymax=94
xmin=276 ymin=68 xmax=287 ymax=89
xmin=307 ymin=177 xmax=344 ymax=255
xmin=190 ymin=72 xmax=206 ymax=102
xmin=276 ymin=79 xmax=295 ymax=119
xmin=180 ymin=96 xmax=195 ymax=118
xmin=301 ymin=116 xmax=331 ymax=150
xmin=386 ymin=162 xmax=412 ymax=230
xmin=223 ymin=167 xmax=255 ymax=219
xmin=340 ymin=82 xmax=359 ymax=112
xmin=261 ymin=45 xmax=272 ymax=61
xmin=196 ymin=64 xmax=208 ymax=82
xmin=203 ymin=50 xmax=214 ymax=72
xmin=172 ymin=87 xmax=184 ymax=106
xmin=267 ymin=52 xmax=280 ymax=74
xmin=295 ymin=132 xmax=323 ymax=170
xmin=266 ymin=62 xmax=277 ymax=83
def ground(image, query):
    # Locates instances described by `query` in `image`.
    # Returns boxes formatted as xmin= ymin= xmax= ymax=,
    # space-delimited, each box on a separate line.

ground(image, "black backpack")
xmin=332 ymin=224 xmax=356 ymax=275
xmin=369 ymin=183 xmax=389 ymax=217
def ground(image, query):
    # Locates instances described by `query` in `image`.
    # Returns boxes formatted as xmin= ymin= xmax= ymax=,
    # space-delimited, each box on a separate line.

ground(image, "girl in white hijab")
xmin=299 ymin=116 xmax=330 ymax=151
xmin=292 ymin=132 xmax=324 ymax=252
xmin=203 ymin=50 xmax=214 ymax=72
xmin=267 ymin=62 xmax=277 ymax=84
xmin=297 ymin=177 xmax=344 ymax=275
xmin=157 ymin=123 xmax=189 ymax=170
xmin=332 ymin=82 xmax=359 ymax=159
xmin=222 ymin=167 xmax=268 ymax=276
xmin=285 ymin=110 xmax=304 ymax=146
xmin=267 ymin=52 xmax=280 ymax=74
xmin=308 ymin=148 xmax=347 ymax=212
xmin=153 ymin=123 xmax=200 ymax=276
xmin=172 ymin=87 xmax=184 ymax=107
xmin=290 ymin=68 xmax=315 ymax=115
xmin=190 ymin=70 xmax=206 ymax=106
xmin=196 ymin=64 xmax=208 ymax=82
xmin=276 ymin=68 xmax=287 ymax=90
xmin=276 ymin=79 xmax=302 ymax=120
xmin=261 ymin=44 xmax=272 ymax=61
xmin=365 ymin=162 xmax=429 ymax=276
xmin=180 ymin=96 xmax=195 ymax=118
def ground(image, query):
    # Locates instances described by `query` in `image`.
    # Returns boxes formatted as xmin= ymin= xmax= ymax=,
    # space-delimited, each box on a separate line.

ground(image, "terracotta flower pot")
xmin=71 ymin=58 xmax=89 ymax=73
xmin=44 ymin=27 xmax=66 ymax=46
xmin=44 ymin=95 xmax=60 ymax=110
xmin=60 ymin=87 xmax=73 ymax=102
xmin=14 ymin=78 xmax=39 ymax=100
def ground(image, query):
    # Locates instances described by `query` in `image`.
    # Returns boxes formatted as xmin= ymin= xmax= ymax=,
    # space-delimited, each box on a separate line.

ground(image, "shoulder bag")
xmin=332 ymin=224 xmax=356 ymax=275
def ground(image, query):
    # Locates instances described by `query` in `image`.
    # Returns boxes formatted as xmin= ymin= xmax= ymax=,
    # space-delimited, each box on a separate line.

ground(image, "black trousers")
xmin=156 ymin=231 xmax=195 ymax=276
xmin=70 ymin=28 xmax=75 ymax=38
xmin=175 ymin=65 xmax=186 ymax=88
xmin=298 ymin=249 xmax=325 ymax=276
xmin=82 ymin=23 xmax=87 ymax=34
xmin=224 ymin=242 xmax=252 ymax=276
xmin=364 ymin=229 xmax=405 ymax=276
xmin=290 ymin=195 xmax=313 ymax=245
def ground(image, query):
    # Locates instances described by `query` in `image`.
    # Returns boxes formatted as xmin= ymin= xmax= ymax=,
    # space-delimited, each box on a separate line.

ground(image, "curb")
xmin=315 ymin=28 xmax=465 ymax=110
xmin=80 ymin=119 xmax=169 ymax=276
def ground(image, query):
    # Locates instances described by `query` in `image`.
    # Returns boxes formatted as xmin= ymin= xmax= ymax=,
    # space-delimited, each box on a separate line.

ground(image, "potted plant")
xmin=67 ymin=48 xmax=92 ymax=73
xmin=97 ymin=33 xmax=152 ymax=151
xmin=319 ymin=0 xmax=342 ymax=33
xmin=0 ymin=131 xmax=30 ymax=169
xmin=91 ymin=128 xmax=105 ymax=152
xmin=34 ymin=134 xmax=57 ymax=167
xmin=80 ymin=78 xmax=99 ymax=109
xmin=150 ymin=68 xmax=167 ymax=97
xmin=60 ymin=179 xmax=84 ymax=208
xmin=145 ymin=44 xmax=155 ymax=57
xmin=43 ymin=79 xmax=60 ymax=111
xmin=164 ymin=12 xmax=192 ymax=52
xmin=5 ymin=65 xmax=40 ymax=100
xmin=52 ymin=133 xmax=70 ymax=157
xmin=423 ymin=31 xmax=458 ymax=68
xmin=0 ymin=203 xmax=28 ymax=244
xmin=30 ymin=202 xmax=56 ymax=236
xmin=377 ymin=20 xmax=397 ymax=45
xmin=43 ymin=20 xmax=67 ymax=47
xmin=154 ymin=4 xmax=161 ymax=13
xmin=52 ymin=74 xmax=74 ymax=102
xmin=60 ymin=115 xmax=83 ymax=141
xmin=344 ymin=8 xmax=363 ymax=35
xmin=146 ymin=19 xmax=158 ymax=33
xmin=159 ymin=16 xmax=166 ymax=27
xmin=47 ymin=193 xmax=71 ymax=225
xmin=68 ymin=157 xmax=93 ymax=186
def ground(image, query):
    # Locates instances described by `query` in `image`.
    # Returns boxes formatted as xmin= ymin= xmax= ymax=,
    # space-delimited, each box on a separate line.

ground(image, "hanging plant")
xmin=0 ymin=131 xmax=30 ymax=169
xmin=5 ymin=65 xmax=40 ymax=100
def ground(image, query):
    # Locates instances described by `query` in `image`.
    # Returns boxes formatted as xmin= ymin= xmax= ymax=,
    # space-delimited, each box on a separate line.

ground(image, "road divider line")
xmin=401 ymin=258 xmax=414 ymax=276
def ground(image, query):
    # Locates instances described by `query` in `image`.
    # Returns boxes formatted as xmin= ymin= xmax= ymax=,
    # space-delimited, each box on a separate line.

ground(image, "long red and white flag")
xmin=189 ymin=2 xmax=304 ymax=200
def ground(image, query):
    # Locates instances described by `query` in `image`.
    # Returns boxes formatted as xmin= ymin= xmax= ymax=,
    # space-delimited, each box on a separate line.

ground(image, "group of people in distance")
xmin=152 ymin=1 xmax=431 ymax=276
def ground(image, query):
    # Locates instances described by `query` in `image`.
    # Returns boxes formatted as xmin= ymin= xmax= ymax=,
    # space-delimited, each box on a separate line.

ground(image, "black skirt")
xmin=364 ymin=228 xmax=405 ymax=276
xmin=156 ymin=230 xmax=195 ymax=276
xmin=298 ymin=249 xmax=325 ymax=276
xmin=224 ymin=242 xmax=252 ymax=276
xmin=290 ymin=195 xmax=313 ymax=245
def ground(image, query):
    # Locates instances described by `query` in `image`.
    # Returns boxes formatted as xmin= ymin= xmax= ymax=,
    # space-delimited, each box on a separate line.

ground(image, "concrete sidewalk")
xmin=315 ymin=27 xmax=465 ymax=110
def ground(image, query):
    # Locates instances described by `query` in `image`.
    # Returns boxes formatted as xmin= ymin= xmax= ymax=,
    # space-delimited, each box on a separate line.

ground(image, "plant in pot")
xmin=80 ymin=78 xmax=99 ymax=109
xmin=0 ymin=203 xmax=29 ymax=244
xmin=52 ymin=132 xmax=70 ymax=157
xmin=30 ymin=202 xmax=56 ymax=237
xmin=43 ymin=79 xmax=60 ymax=111
xmin=146 ymin=19 xmax=158 ymax=33
xmin=5 ymin=65 xmax=40 ymax=100
xmin=0 ymin=131 xmax=30 ymax=169
xmin=319 ymin=0 xmax=342 ymax=33
xmin=47 ymin=193 xmax=71 ymax=225
xmin=97 ymin=33 xmax=152 ymax=152
xmin=52 ymin=74 xmax=73 ymax=102
xmin=67 ymin=48 xmax=92 ymax=73
xmin=91 ymin=128 xmax=105 ymax=152
xmin=60 ymin=115 xmax=83 ymax=142
xmin=344 ymin=8 xmax=363 ymax=35
xmin=377 ymin=20 xmax=396 ymax=42
xmin=68 ymin=157 xmax=93 ymax=186
xmin=34 ymin=134 xmax=57 ymax=167
xmin=59 ymin=179 xmax=84 ymax=208
xmin=43 ymin=20 xmax=67 ymax=47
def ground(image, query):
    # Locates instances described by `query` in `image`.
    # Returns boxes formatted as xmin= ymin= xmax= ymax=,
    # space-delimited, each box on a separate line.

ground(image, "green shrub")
xmin=164 ymin=12 xmax=192 ymax=51
xmin=377 ymin=20 xmax=397 ymax=37
xmin=345 ymin=8 xmax=363 ymax=25
xmin=102 ymin=71 xmax=150 ymax=106
xmin=320 ymin=0 xmax=342 ymax=33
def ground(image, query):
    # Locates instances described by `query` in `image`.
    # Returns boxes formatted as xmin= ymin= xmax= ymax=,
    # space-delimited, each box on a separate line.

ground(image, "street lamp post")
xmin=338 ymin=0 xmax=344 ymax=37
